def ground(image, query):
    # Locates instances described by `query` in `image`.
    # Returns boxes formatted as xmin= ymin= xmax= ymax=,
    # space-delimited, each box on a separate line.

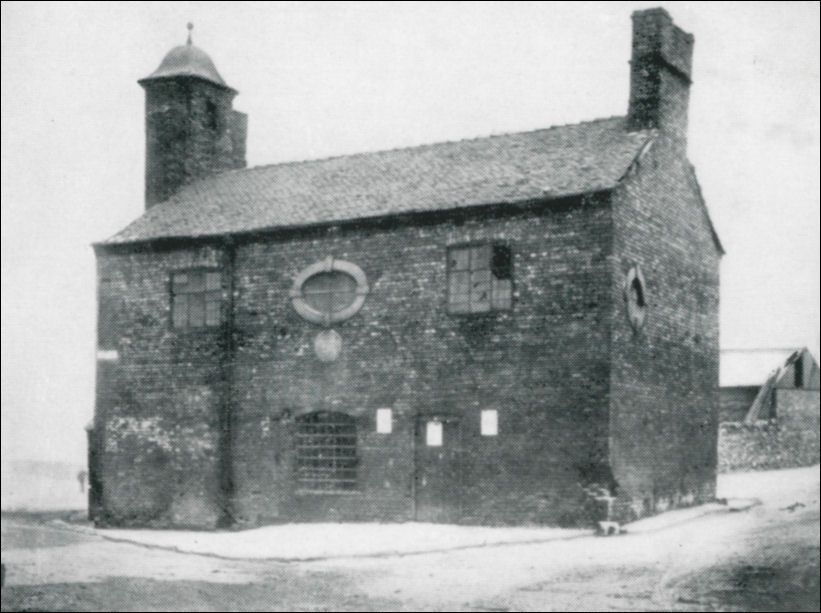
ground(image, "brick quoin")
xmin=90 ymin=8 xmax=722 ymax=529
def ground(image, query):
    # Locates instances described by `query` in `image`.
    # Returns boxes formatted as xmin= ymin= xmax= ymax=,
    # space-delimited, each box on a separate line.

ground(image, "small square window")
xmin=376 ymin=408 xmax=392 ymax=434
xmin=426 ymin=421 xmax=443 ymax=446
xmin=481 ymin=410 xmax=498 ymax=436
xmin=447 ymin=244 xmax=512 ymax=313
xmin=171 ymin=269 xmax=223 ymax=330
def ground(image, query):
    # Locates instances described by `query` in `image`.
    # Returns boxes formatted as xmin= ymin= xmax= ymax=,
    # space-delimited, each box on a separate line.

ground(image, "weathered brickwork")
xmin=608 ymin=134 xmax=721 ymax=521
xmin=91 ymin=8 xmax=721 ymax=529
xmin=143 ymin=78 xmax=246 ymax=207
xmin=94 ymin=197 xmax=620 ymax=527
xmin=94 ymin=245 xmax=230 ymax=526
xmin=604 ymin=6 xmax=721 ymax=522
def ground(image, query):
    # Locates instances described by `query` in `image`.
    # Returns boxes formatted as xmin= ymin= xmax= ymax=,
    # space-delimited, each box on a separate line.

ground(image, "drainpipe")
xmin=217 ymin=238 xmax=237 ymax=527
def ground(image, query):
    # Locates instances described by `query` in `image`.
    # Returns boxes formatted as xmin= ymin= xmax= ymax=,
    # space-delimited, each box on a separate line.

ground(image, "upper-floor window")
xmin=290 ymin=257 xmax=369 ymax=326
xmin=624 ymin=266 xmax=647 ymax=331
xmin=447 ymin=244 xmax=512 ymax=313
xmin=171 ymin=269 xmax=222 ymax=329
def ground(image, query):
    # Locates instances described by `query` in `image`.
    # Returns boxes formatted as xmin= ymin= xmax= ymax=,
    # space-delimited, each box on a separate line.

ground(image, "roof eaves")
xmin=95 ymin=187 xmax=614 ymax=250
xmin=137 ymin=74 xmax=238 ymax=95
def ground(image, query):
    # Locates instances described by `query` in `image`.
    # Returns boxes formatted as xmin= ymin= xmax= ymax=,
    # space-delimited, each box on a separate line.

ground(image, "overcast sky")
xmin=2 ymin=1 xmax=819 ymax=465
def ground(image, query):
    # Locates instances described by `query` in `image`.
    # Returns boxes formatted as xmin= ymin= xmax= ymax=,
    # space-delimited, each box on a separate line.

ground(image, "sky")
xmin=2 ymin=1 xmax=819 ymax=465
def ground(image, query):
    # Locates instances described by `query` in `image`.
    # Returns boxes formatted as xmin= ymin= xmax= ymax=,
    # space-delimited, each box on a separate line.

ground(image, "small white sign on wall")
xmin=376 ymin=408 xmax=392 ymax=433
xmin=96 ymin=349 xmax=119 ymax=361
xmin=426 ymin=420 xmax=443 ymax=446
xmin=481 ymin=409 xmax=498 ymax=436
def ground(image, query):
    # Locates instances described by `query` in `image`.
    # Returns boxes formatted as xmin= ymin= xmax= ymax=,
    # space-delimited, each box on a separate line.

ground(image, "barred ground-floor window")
xmin=295 ymin=411 xmax=358 ymax=491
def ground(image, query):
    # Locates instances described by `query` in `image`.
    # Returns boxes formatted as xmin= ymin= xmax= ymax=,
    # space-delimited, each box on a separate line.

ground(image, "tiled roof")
xmin=104 ymin=116 xmax=654 ymax=244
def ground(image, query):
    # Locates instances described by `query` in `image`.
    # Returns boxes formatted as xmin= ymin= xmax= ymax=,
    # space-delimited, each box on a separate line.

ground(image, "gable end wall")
xmin=608 ymin=136 xmax=720 ymax=521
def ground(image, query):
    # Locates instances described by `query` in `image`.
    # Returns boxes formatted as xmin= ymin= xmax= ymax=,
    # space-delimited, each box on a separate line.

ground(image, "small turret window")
xmin=206 ymin=100 xmax=218 ymax=131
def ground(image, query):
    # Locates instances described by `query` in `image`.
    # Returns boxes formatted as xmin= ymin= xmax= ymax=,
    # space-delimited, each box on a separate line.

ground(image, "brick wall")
xmin=608 ymin=133 xmax=721 ymax=522
xmin=627 ymin=8 xmax=693 ymax=146
xmin=94 ymin=245 xmax=229 ymax=527
xmin=94 ymin=196 xmax=618 ymax=528
xmin=143 ymin=78 xmax=245 ymax=208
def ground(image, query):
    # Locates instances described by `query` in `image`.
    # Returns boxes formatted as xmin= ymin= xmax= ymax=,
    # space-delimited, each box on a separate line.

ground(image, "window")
xmin=624 ymin=266 xmax=647 ymax=331
xmin=303 ymin=271 xmax=357 ymax=315
xmin=448 ymin=244 xmax=512 ymax=313
xmin=290 ymin=257 xmax=368 ymax=325
xmin=171 ymin=270 xmax=222 ymax=329
xmin=206 ymin=100 xmax=218 ymax=131
xmin=296 ymin=412 xmax=358 ymax=491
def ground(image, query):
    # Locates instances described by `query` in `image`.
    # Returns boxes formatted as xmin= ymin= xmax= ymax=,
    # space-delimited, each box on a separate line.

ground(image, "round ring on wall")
xmin=624 ymin=265 xmax=647 ymax=331
xmin=289 ymin=256 xmax=369 ymax=326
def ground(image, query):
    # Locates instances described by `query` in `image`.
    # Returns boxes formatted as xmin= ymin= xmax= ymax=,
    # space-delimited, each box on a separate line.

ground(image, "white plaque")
xmin=426 ymin=420 xmax=443 ymax=446
xmin=376 ymin=408 xmax=392 ymax=433
xmin=481 ymin=409 xmax=498 ymax=436
xmin=96 ymin=349 xmax=119 ymax=361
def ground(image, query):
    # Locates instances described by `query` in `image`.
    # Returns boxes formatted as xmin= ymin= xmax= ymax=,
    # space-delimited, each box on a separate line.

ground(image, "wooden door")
xmin=414 ymin=417 xmax=462 ymax=522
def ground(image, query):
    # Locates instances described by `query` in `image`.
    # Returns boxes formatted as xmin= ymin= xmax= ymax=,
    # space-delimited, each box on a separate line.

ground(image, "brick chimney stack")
xmin=627 ymin=8 xmax=694 ymax=147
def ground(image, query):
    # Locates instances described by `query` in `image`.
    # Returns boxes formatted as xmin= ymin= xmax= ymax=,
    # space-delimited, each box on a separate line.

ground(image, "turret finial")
xmin=186 ymin=22 xmax=194 ymax=45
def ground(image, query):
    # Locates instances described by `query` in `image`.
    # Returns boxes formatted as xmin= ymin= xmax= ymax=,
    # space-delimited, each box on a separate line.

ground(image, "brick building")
xmin=90 ymin=8 xmax=722 ymax=528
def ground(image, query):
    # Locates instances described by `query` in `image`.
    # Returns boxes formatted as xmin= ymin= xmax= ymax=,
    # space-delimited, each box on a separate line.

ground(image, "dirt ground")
xmin=2 ymin=466 xmax=819 ymax=612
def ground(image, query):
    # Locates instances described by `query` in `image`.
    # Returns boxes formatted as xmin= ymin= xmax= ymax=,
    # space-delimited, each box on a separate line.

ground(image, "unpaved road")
xmin=2 ymin=467 xmax=819 ymax=611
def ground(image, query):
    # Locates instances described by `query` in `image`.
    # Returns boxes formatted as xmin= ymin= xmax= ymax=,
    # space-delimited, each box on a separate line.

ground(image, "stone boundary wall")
xmin=718 ymin=419 xmax=820 ymax=473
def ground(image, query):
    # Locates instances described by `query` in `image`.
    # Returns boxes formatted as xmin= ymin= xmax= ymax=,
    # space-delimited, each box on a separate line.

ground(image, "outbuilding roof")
xmin=721 ymin=348 xmax=805 ymax=388
xmin=104 ymin=116 xmax=654 ymax=244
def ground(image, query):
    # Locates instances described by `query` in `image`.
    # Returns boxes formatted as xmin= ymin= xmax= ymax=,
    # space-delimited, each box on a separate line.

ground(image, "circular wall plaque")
xmin=314 ymin=329 xmax=342 ymax=362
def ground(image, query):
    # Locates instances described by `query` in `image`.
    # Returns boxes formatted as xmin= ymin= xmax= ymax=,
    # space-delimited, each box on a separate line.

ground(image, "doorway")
xmin=414 ymin=416 xmax=462 ymax=522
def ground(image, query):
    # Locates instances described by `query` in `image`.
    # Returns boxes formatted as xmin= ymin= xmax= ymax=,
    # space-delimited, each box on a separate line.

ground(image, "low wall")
xmin=718 ymin=389 xmax=819 ymax=473
xmin=719 ymin=422 xmax=818 ymax=473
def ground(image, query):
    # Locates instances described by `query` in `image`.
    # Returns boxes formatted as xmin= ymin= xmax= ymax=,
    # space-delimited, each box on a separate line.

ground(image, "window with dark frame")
xmin=171 ymin=270 xmax=222 ymax=330
xmin=448 ymin=244 xmax=512 ymax=313
xmin=630 ymin=277 xmax=645 ymax=308
xmin=296 ymin=412 xmax=358 ymax=492
xmin=624 ymin=266 xmax=647 ymax=331
xmin=205 ymin=100 xmax=218 ymax=131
